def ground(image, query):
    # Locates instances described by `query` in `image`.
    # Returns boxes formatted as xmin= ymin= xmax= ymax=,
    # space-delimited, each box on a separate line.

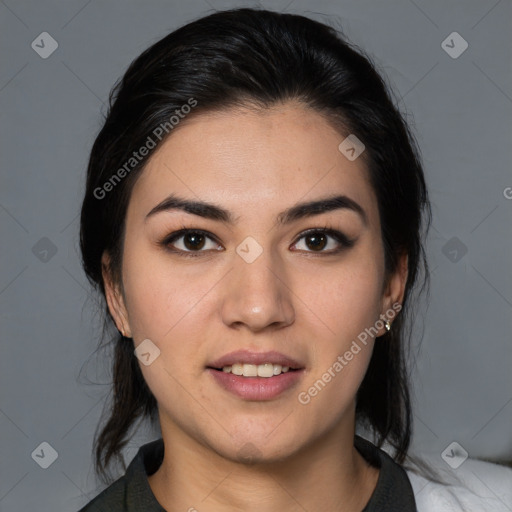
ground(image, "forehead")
xmin=127 ymin=103 xmax=379 ymax=229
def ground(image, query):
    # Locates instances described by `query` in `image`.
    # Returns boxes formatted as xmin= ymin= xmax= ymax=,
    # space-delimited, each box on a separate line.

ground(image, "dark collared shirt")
xmin=78 ymin=435 xmax=417 ymax=511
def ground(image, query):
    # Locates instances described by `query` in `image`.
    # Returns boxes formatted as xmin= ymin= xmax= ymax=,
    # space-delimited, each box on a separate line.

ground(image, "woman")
xmin=77 ymin=8 xmax=505 ymax=512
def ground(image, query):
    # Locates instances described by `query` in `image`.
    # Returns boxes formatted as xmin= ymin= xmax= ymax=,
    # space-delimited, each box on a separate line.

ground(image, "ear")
xmin=101 ymin=252 xmax=132 ymax=338
xmin=378 ymin=251 xmax=408 ymax=335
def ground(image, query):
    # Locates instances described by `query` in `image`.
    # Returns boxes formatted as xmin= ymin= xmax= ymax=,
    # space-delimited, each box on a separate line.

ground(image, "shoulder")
xmin=77 ymin=475 xmax=128 ymax=512
xmin=76 ymin=438 xmax=165 ymax=512
xmin=405 ymin=456 xmax=512 ymax=512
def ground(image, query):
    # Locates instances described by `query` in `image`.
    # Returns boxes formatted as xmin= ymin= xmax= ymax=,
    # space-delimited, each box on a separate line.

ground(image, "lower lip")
xmin=206 ymin=368 xmax=305 ymax=401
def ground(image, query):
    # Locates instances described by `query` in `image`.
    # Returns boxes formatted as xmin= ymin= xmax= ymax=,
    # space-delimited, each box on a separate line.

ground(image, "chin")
xmin=209 ymin=428 xmax=307 ymax=466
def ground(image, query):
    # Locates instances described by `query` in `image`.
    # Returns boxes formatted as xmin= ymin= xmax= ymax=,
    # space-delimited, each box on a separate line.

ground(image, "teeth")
xmin=232 ymin=363 xmax=243 ymax=376
xmin=221 ymin=363 xmax=292 ymax=378
xmin=258 ymin=363 xmax=274 ymax=378
xmin=243 ymin=364 xmax=258 ymax=377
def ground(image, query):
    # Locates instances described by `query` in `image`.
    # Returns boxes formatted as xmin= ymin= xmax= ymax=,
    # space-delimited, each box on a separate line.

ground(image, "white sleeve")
xmin=406 ymin=458 xmax=512 ymax=512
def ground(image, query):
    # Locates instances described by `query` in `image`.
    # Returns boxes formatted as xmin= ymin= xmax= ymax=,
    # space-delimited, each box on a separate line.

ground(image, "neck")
xmin=148 ymin=414 xmax=379 ymax=512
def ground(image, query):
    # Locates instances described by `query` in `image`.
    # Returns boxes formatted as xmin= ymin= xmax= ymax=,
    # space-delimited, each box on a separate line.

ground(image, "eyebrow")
xmin=145 ymin=193 xmax=368 ymax=226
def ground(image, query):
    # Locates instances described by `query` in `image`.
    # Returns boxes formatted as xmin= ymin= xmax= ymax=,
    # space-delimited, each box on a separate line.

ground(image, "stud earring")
xmin=385 ymin=320 xmax=391 ymax=332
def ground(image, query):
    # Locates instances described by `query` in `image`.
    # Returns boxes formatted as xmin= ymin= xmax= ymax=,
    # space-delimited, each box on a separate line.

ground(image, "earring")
xmin=385 ymin=320 xmax=391 ymax=332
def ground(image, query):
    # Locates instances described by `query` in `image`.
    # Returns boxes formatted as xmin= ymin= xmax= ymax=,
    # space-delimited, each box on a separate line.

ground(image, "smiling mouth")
xmin=208 ymin=363 xmax=300 ymax=378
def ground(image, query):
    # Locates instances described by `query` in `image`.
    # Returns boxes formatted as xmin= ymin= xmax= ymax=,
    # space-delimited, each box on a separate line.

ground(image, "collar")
xmin=123 ymin=435 xmax=417 ymax=511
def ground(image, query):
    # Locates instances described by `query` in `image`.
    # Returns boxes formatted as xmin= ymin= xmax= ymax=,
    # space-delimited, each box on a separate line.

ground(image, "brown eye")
xmin=304 ymin=232 xmax=328 ymax=251
xmin=182 ymin=232 xmax=206 ymax=250
xmin=292 ymin=228 xmax=355 ymax=254
xmin=162 ymin=229 xmax=222 ymax=256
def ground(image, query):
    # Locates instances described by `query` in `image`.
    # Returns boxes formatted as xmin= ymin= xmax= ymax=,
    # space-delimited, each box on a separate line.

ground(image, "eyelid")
xmin=160 ymin=226 xmax=355 ymax=257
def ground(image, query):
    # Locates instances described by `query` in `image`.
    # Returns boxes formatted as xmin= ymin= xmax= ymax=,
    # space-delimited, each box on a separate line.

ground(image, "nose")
xmin=220 ymin=246 xmax=295 ymax=332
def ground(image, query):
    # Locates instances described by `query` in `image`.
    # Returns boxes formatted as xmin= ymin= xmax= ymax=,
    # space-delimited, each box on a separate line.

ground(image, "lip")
xmin=207 ymin=349 xmax=304 ymax=370
xmin=207 ymin=367 xmax=306 ymax=401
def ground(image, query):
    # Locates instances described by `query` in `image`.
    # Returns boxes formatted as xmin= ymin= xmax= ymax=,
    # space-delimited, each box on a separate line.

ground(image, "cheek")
xmin=332 ymin=265 xmax=383 ymax=336
xmin=294 ymin=250 xmax=384 ymax=406
xmin=303 ymin=252 xmax=384 ymax=344
xmin=120 ymin=254 xmax=214 ymax=405
xmin=121 ymin=237 xmax=194 ymax=332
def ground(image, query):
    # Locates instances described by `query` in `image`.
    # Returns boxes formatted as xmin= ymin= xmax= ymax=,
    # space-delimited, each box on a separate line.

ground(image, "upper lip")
xmin=207 ymin=350 xmax=304 ymax=369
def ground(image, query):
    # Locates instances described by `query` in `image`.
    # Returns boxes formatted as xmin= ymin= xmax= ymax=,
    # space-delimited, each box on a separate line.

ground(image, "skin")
xmin=103 ymin=101 xmax=408 ymax=512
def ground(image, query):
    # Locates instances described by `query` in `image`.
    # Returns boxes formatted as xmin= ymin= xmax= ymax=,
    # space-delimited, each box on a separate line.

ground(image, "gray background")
xmin=1 ymin=0 xmax=511 ymax=510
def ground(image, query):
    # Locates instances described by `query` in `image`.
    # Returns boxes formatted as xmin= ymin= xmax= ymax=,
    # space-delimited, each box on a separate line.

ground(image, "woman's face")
xmin=104 ymin=102 xmax=406 ymax=463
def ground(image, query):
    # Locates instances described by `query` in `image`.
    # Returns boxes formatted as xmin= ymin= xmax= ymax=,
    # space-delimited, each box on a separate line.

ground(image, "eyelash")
xmin=160 ymin=225 xmax=356 ymax=259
